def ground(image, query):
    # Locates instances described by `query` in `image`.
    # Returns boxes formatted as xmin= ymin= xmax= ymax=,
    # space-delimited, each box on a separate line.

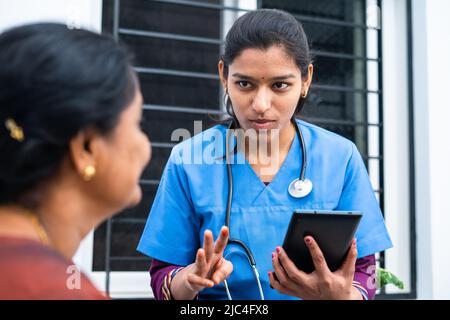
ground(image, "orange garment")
xmin=0 ymin=236 xmax=107 ymax=300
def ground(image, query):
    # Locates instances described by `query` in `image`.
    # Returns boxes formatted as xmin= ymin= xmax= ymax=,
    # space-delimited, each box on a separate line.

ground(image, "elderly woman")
xmin=0 ymin=23 xmax=151 ymax=299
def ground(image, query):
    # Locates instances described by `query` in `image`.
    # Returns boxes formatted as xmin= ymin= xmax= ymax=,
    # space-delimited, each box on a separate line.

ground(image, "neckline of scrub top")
xmin=235 ymin=127 xmax=302 ymax=207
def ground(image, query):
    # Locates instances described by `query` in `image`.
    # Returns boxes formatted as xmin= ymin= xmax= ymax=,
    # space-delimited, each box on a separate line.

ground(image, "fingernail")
xmin=276 ymin=246 xmax=281 ymax=254
xmin=305 ymin=237 xmax=312 ymax=245
xmin=272 ymin=252 xmax=275 ymax=259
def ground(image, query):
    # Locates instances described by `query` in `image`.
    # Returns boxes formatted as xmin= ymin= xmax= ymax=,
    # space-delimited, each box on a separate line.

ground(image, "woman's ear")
xmin=302 ymin=64 xmax=314 ymax=95
xmin=218 ymin=59 xmax=228 ymax=91
xmin=68 ymin=128 xmax=98 ymax=179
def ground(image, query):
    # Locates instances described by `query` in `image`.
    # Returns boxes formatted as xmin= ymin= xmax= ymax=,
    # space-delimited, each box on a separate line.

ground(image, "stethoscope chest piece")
xmin=288 ymin=178 xmax=313 ymax=198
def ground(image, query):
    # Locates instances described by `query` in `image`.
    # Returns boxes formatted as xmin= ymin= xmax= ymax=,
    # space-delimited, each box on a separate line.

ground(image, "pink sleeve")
xmin=149 ymin=259 xmax=182 ymax=300
xmin=353 ymin=254 xmax=377 ymax=300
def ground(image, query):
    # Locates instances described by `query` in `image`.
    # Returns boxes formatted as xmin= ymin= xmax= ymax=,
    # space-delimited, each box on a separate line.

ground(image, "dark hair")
xmin=221 ymin=9 xmax=312 ymax=117
xmin=0 ymin=23 xmax=137 ymax=208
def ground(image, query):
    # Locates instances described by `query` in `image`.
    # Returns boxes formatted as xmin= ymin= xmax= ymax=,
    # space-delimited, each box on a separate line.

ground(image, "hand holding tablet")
xmin=282 ymin=210 xmax=362 ymax=273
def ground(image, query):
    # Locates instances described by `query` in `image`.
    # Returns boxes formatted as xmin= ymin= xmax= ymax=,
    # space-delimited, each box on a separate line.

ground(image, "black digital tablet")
xmin=282 ymin=210 xmax=362 ymax=274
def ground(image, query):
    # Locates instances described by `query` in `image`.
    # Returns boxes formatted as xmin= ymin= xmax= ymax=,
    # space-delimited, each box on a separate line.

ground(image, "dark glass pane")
xmin=108 ymin=258 xmax=151 ymax=272
xmin=101 ymin=0 xmax=114 ymax=35
xmin=93 ymin=220 xmax=150 ymax=271
xmin=121 ymin=35 xmax=220 ymax=74
xmin=301 ymin=90 xmax=368 ymax=122
xmin=117 ymin=184 xmax=159 ymax=220
xmin=262 ymin=0 xmax=366 ymax=24
xmin=320 ymin=124 xmax=368 ymax=157
xmin=119 ymin=0 xmax=221 ymax=39
xmin=313 ymin=56 xmax=367 ymax=89
xmin=139 ymin=73 xmax=220 ymax=110
xmin=300 ymin=89 xmax=368 ymax=156
xmin=304 ymin=22 xmax=367 ymax=56
xmin=141 ymin=146 xmax=172 ymax=181
xmin=109 ymin=223 xmax=146 ymax=258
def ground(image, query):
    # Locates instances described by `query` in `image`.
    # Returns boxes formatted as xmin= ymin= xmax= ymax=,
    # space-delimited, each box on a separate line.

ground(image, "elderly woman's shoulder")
xmin=0 ymin=236 xmax=107 ymax=300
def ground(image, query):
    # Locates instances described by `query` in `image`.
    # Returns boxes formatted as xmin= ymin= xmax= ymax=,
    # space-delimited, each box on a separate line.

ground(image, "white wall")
xmin=0 ymin=0 xmax=102 ymax=33
xmin=412 ymin=0 xmax=450 ymax=300
xmin=382 ymin=0 xmax=412 ymax=295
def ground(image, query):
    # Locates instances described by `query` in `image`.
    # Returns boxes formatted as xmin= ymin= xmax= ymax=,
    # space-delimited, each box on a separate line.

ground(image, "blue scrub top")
xmin=137 ymin=119 xmax=393 ymax=300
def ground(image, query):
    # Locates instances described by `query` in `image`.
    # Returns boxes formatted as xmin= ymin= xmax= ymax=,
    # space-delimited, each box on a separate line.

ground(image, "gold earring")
xmin=83 ymin=165 xmax=96 ymax=181
xmin=301 ymin=91 xmax=308 ymax=98
xmin=5 ymin=118 xmax=25 ymax=142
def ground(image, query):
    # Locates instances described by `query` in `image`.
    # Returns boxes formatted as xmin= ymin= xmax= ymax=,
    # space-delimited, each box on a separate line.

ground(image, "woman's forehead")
xmin=229 ymin=46 xmax=301 ymax=78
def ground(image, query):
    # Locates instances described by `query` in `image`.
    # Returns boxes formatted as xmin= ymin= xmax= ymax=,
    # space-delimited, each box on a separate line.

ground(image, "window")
xmin=75 ymin=0 xmax=414 ymax=299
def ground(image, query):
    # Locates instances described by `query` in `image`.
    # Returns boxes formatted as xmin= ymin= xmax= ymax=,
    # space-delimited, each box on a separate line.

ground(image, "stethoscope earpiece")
xmin=288 ymin=178 xmax=313 ymax=198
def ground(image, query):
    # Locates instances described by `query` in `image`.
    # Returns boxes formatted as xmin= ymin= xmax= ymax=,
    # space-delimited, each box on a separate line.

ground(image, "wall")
xmin=0 ymin=0 xmax=101 ymax=33
xmin=382 ymin=0 xmax=412 ymax=295
xmin=412 ymin=0 xmax=450 ymax=300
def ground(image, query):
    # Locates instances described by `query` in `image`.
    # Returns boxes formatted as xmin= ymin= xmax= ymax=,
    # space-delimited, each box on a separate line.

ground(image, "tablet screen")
xmin=282 ymin=210 xmax=362 ymax=273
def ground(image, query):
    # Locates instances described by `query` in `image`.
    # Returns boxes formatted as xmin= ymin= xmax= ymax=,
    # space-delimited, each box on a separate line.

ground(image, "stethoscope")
xmin=222 ymin=118 xmax=312 ymax=300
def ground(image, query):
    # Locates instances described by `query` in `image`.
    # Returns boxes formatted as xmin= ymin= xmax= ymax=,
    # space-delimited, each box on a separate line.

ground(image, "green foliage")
xmin=377 ymin=268 xmax=404 ymax=290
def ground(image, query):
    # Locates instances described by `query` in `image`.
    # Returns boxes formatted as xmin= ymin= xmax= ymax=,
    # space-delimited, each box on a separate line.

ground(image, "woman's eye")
xmin=273 ymin=82 xmax=289 ymax=90
xmin=237 ymin=81 xmax=252 ymax=89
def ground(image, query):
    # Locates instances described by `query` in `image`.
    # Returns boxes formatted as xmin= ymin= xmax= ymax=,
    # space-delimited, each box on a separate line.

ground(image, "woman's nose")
xmin=251 ymin=89 xmax=271 ymax=114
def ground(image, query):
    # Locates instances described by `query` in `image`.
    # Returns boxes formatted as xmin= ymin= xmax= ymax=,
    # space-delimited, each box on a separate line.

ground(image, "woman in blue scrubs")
xmin=138 ymin=9 xmax=392 ymax=300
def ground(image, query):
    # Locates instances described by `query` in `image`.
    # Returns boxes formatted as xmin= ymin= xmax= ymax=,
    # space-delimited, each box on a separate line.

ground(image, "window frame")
xmin=73 ymin=0 xmax=416 ymax=299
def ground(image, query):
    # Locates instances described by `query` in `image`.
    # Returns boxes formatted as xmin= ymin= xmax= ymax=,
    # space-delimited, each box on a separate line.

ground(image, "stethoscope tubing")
xmin=222 ymin=118 xmax=309 ymax=300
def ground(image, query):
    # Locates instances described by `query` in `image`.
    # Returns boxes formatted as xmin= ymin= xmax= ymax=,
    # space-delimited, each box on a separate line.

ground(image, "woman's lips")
xmin=249 ymin=119 xmax=275 ymax=129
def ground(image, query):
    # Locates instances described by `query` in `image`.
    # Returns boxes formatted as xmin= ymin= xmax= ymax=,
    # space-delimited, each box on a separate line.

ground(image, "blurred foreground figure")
xmin=0 ymin=23 xmax=151 ymax=299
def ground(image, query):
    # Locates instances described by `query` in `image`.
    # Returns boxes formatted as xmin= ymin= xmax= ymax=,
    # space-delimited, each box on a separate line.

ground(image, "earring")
xmin=301 ymin=91 xmax=308 ymax=98
xmin=5 ymin=118 xmax=24 ymax=142
xmin=82 ymin=165 xmax=96 ymax=181
xmin=223 ymin=90 xmax=230 ymax=107
xmin=223 ymin=90 xmax=235 ymax=116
